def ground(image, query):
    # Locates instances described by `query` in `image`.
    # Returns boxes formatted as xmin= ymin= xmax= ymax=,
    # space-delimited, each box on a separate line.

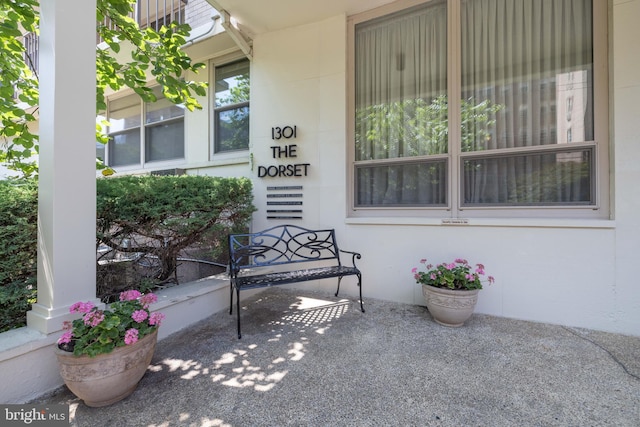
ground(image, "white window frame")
xmin=103 ymin=87 xmax=186 ymax=171
xmin=210 ymin=55 xmax=251 ymax=158
xmin=347 ymin=0 xmax=609 ymax=220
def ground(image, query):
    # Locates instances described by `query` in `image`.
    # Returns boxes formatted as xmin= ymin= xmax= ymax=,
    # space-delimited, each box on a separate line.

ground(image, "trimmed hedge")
xmin=0 ymin=179 xmax=38 ymax=332
xmin=96 ymin=175 xmax=255 ymax=298
xmin=0 ymin=175 xmax=255 ymax=332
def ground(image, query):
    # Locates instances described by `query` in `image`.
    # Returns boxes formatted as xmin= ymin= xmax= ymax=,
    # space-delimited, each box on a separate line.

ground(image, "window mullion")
xmin=448 ymin=0 xmax=462 ymax=218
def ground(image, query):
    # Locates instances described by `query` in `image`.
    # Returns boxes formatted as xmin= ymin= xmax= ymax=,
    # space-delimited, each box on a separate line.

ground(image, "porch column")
xmin=27 ymin=0 xmax=100 ymax=334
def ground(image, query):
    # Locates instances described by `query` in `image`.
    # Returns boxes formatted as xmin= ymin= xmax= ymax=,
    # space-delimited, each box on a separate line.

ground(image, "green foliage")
xmin=0 ymin=179 xmax=37 ymax=332
xmin=0 ymin=0 xmax=39 ymax=176
xmin=1 ymin=175 xmax=254 ymax=332
xmin=97 ymin=175 xmax=255 ymax=282
xmin=59 ymin=291 xmax=163 ymax=357
xmin=0 ymin=0 xmax=208 ymax=178
xmin=96 ymin=0 xmax=207 ymax=113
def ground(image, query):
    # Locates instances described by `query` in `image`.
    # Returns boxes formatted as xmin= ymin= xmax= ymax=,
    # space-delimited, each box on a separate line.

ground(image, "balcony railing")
xmin=22 ymin=32 xmax=39 ymax=76
xmin=97 ymin=0 xmax=188 ymax=44
xmin=22 ymin=0 xmax=208 ymax=77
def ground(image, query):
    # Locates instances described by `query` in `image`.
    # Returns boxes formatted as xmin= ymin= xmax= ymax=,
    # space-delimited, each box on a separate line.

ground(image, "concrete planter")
xmin=421 ymin=285 xmax=480 ymax=327
xmin=54 ymin=328 xmax=158 ymax=407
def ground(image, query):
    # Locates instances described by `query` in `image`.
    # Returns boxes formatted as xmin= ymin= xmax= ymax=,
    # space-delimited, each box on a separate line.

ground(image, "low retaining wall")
xmin=0 ymin=274 xmax=239 ymax=404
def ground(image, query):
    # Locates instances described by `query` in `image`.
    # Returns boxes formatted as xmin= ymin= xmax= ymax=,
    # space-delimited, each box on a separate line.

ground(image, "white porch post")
xmin=27 ymin=0 xmax=100 ymax=334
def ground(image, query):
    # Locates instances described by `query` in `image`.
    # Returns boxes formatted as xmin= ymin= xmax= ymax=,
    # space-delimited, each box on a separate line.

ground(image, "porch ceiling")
xmin=206 ymin=0 xmax=397 ymax=34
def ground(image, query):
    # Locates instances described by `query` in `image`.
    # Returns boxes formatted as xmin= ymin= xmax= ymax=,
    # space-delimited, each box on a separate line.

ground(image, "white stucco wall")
xmin=611 ymin=0 xmax=640 ymax=335
xmin=2 ymin=0 xmax=638 ymax=405
xmin=234 ymin=5 xmax=639 ymax=336
xmin=250 ymin=15 xmax=348 ymax=231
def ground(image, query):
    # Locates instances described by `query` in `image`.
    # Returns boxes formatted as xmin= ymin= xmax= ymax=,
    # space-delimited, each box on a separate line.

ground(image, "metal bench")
xmin=228 ymin=224 xmax=364 ymax=338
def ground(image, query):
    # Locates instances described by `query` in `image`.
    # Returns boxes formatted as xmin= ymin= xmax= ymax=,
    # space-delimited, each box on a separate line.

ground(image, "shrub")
xmin=96 ymin=175 xmax=255 ymax=299
xmin=0 ymin=179 xmax=38 ymax=332
xmin=1 ymin=175 xmax=255 ymax=331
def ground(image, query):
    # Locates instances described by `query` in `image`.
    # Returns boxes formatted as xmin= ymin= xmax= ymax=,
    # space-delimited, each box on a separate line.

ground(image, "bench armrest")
xmin=339 ymin=249 xmax=362 ymax=268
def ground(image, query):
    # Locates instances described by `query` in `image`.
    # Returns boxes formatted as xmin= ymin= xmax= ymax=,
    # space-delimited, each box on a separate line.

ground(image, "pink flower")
xmin=413 ymin=258 xmax=494 ymax=289
xmin=120 ymin=290 xmax=142 ymax=302
xmin=82 ymin=310 xmax=105 ymax=327
xmin=58 ymin=330 xmax=73 ymax=344
xmin=124 ymin=328 xmax=139 ymax=345
xmin=420 ymin=259 xmax=427 ymax=264
xmin=149 ymin=312 xmax=165 ymax=326
xmin=132 ymin=309 xmax=148 ymax=323
xmin=70 ymin=301 xmax=94 ymax=314
xmin=140 ymin=293 xmax=157 ymax=308
xmin=62 ymin=320 xmax=73 ymax=331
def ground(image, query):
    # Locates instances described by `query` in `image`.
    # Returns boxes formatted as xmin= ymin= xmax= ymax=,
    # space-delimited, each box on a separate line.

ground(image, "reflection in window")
xmin=463 ymin=149 xmax=593 ymax=206
xmin=214 ymin=59 xmax=250 ymax=153
xmin=356 ymin=161 xmax=447 ymax=207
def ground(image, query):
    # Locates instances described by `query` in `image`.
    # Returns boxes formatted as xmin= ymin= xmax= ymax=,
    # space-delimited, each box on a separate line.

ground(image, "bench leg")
xmin=229 ymin=284 xmax=242 ymax=338
xmin=236 ymin=287 xmax=242 ymax=339
xmin=335 ymin=275 xmax=365 ymax=313
xmin=357 ymin=273 xmax=365 ymax=313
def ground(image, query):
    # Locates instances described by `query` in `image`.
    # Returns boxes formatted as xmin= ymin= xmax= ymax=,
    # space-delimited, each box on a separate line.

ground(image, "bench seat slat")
xmin=234 ymin=265 xmax=360 ymax=290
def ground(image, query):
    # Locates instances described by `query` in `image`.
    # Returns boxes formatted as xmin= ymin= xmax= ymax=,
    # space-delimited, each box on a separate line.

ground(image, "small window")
xmin=214 ymin=59 xmax=250 ymax=153
xmin=108 ymin=94 xmax=142 ymax=167
xmin=145 ymin=87 xmax=185 ymax=162
xmin=104 ymin=87 xmax=185 ymax=168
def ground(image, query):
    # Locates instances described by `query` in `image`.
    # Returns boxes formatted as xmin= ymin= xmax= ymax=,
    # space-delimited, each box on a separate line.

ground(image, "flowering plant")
xmin=412 ymin=258 xmax=495 ymax=290
xmin=57 ymin=290 xmax=165 ymax=357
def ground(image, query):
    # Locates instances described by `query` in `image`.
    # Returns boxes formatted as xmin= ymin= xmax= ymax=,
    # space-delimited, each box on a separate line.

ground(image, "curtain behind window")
xmin=355 ymin=1 xmax=447 ymax=207
xmin=354 ymin=0 xmax=595 ymax=208
xmin=461 ymin=0 xmax=594 ymax=205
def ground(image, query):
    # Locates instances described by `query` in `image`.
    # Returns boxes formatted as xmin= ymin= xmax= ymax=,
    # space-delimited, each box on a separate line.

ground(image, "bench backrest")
xmin=228 ymin=225 xmax=341 ymax=274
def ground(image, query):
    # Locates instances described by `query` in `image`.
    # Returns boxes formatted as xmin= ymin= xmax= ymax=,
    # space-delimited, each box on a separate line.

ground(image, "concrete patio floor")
xmin=34 ymin=287 xmax=640 ymax=426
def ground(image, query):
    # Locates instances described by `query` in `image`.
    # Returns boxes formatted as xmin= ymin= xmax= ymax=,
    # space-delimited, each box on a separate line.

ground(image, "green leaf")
xmin=108 ymin=41 xmax=121 ymax=53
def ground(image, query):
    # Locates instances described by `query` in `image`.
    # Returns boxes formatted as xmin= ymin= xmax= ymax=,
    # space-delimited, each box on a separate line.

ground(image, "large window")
xmin=214 ymin=59 xmax=250 ymax=153
xmin=103 ymin=87 xmax=185 ymax=168
xmin=350 ymin=0 xmax=608 ymax=218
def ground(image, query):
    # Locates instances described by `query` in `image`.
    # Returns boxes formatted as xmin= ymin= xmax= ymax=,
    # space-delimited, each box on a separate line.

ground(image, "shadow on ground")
xmin=36 ymin=288 xmax=640 ymax=427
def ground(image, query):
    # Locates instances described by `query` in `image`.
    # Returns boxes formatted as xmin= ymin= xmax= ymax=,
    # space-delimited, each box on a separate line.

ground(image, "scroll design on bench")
xmin=233 ymin=228 xmax=339 ymax=265
xmin=228 ymin=225 xmax=364 ymax=338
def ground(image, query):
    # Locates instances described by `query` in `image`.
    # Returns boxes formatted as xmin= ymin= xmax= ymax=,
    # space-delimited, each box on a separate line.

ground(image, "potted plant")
xmin=412 ymin=258 xmax=494 ymax=327
xmin=55 ymin=290 xmax=165 ymax=407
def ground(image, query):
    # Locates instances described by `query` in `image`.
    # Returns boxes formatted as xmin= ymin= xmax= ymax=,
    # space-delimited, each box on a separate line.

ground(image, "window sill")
xmin=345 ymin=216 xmax=616 ymax=229
xmin=206 ymin=152 xmax=251 ymax=167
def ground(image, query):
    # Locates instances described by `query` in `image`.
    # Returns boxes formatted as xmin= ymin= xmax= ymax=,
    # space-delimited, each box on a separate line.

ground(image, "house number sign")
xmin=258 ymin=125 xmax=311 ymax=178
xmin=271 ymin=125 xmax=297 ymax=140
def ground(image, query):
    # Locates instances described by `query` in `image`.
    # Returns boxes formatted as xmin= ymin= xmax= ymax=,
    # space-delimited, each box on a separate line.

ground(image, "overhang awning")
xmin=205 ymin=0 xmax=397 ymax=34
